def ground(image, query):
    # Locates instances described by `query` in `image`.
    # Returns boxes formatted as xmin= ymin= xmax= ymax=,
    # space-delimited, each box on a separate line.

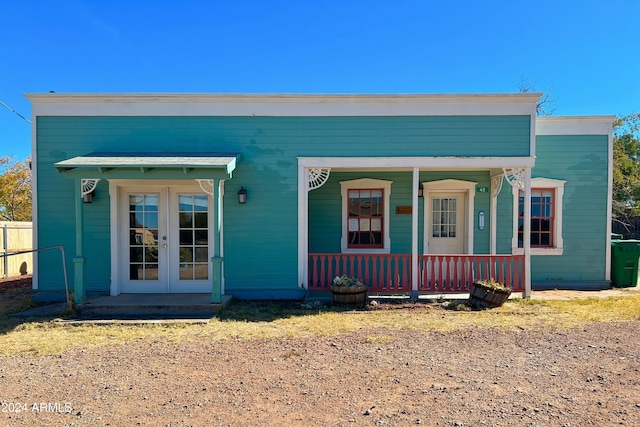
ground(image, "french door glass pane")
xmin=178 ymin=194 xmax=209 ymax=280
xmin=179 ymin=212 xmax=193 ymax=228
xmin=128 ymin=194 xmax=159 ymax=280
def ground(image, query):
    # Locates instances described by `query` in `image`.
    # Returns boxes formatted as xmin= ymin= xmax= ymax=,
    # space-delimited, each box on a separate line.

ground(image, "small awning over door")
xmin=54 ymin=152 xmax=241 ymax=179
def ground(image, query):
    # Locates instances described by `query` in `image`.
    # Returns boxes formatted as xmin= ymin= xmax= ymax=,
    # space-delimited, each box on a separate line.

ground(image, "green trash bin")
xmin=611 ymin=240 xmax=640 ymax=287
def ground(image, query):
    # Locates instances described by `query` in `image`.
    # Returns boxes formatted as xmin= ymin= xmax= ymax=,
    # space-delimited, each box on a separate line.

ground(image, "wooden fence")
xmin=0 ymin=221 xmax=33 ymax=278
xmin=612 ymin=217 xmax=640 ymax=240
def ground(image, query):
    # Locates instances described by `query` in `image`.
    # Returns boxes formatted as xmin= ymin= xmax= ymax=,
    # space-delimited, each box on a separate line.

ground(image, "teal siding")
xmin=35 ymin=115 xmax=530 ymax=293
xmin=309 ymin=171 xmax=492 ymax=256
xmin=530 ymin=135 xmax=609 ymax=284
xmin=496 ymin=184 xmax=515 ymax=254
xmin=308 ymin=175 xmax=343 ymax=254
xmin=495 ymin=135 xmax=610 ymax=284
xmin=309 ymin=172 xmax=418 ymax=255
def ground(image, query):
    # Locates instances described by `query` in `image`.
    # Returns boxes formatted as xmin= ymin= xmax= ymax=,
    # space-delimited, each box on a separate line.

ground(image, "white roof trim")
xmin=26 ymin=93 xmax=541 ymax=117
xmin=298 ymin=156 xmax=535 ymax=169
xmin=536 ymin=116 xmax=615 ymax=135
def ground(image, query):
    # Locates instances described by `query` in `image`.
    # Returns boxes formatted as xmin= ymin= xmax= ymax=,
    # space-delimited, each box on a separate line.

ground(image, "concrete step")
xmin=77 ymin=304 xmax=221 ymax=319
xmin=76 ymin=294 xmax=233 ymax=320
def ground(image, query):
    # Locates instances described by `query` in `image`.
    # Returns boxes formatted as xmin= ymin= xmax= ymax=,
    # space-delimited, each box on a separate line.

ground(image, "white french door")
xmin=118 ymin=184 xmax=211 ymax=293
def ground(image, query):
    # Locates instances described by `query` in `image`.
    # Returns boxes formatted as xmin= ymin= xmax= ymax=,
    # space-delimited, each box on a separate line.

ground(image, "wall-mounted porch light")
xmin=237 ymin=186 xmax=247 ymax=204
xmin=418 ymin=183 xmax=424 ymax=198
xmin=83 ymin=189 xmax=95 ymax=204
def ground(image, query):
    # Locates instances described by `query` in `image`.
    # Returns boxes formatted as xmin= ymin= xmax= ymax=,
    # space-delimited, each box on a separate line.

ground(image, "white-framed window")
xmin=512 ymin=177 xmax=566 ymax=256
xmin=340 ymin=178 xmax=392 ymax=254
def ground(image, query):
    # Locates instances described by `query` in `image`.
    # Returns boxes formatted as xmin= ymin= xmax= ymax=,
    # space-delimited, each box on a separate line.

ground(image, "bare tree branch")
xmin=518 ymin=77 xmax=558 ymax=116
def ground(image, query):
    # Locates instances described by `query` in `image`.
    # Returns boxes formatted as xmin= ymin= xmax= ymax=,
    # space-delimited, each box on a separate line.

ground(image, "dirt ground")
xmin=0 ymin=275 xmax=32 ymax=292
xmin=1 ymin=278 xmax=640 ymax=426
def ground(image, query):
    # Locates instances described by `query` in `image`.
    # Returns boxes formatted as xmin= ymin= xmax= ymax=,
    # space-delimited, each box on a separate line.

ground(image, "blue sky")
xmin=1 ymin=0 xmax=638 ymax=162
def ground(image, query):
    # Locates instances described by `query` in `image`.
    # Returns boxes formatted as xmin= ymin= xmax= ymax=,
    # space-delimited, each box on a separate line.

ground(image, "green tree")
xmin=613 ymin=113 xmax=640 ymax=220
xmin=0 ymin=156 xmax=32 ymax=221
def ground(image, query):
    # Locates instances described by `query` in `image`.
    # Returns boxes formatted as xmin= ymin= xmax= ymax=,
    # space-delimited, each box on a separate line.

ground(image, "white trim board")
xmin=26 ymin=93 xmax=540 ymax=117
xmin=298 ymin=157 xmax=536 ymax=169
xmin=536 ymin=116 xmax=615 ymax=135
xmin=30 ymin=106 xmax=39 ymax=289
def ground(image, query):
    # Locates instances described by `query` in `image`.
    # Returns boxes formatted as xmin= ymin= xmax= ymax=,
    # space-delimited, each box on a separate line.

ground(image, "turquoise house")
xmin=26 ymin=93 xmax=614 ymax=303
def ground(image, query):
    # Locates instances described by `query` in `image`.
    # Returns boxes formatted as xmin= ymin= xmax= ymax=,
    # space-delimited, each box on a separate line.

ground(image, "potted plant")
xmin=331 ymin=275 xmax=368 ymax=305
xmin=468 ymin=278 xmax=512 ymax=309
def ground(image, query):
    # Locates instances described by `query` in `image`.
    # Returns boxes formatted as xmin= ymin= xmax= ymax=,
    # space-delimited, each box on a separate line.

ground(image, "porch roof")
xmin=54 ymin=151 xmax=241 ymax=177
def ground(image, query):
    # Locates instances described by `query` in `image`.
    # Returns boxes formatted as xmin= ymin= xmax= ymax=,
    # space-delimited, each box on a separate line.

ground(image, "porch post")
xmin=411 ymin=167 xmax=419 ymax=299
xmin=211 ymin=179 xmax=223 ymax=303
xmin=523 ymin=168 xmax=532 ymax=298
xmin=298 ymin=165 xmax=308 ymax=290
xmin=73 ymin=178 xmax=85 ymax=305
xmin=490 ymin=174 xmax=504 ymax=255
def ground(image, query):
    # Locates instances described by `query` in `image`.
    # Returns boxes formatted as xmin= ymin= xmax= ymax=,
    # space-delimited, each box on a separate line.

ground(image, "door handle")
xmin=162 ymin=244 xmax=168 ymax=249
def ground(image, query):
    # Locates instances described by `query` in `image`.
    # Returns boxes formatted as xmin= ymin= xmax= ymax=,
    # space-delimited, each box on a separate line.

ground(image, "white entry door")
xmin=428 ymin=192 xmax=465 ymax=254
xmin=119 ymin=185 xmax=211 ymax=293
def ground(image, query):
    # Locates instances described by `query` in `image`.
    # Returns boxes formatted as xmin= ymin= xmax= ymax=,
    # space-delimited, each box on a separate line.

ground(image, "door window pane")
xmin=180 ymin=230 xmax=193 ymax=245
xmin=432 ymin=197 xmax=457 ymax=238
xmin=178 ymin=194 xmax=209 ymax=280
xmin=194 ymin=195 xmax=208 ymax=211
xmin=179 ymin=212 xmax=193 ymax=228
xmin=128 ymin=194 xmax=159 ymax=280
xmin=195 ymin=247 xmax=209 ymax=262
xmin=194 ymin=213 xmax=208 ymax=228
xmin=180 ymin=247 xmax=193 ymax=263
xmin=180 ymin=264 xmax=193 ymax=280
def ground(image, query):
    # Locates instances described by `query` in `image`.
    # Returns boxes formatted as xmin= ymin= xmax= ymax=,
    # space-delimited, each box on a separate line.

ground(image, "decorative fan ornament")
xmin=491 ymin=174 xmax=504 ymax=197
xmin=308 ymin=168 xmax=331 ymax=190
xmin=196 ymin=179 xmax=214 ymax=196
xmin=502 ymin=168 xmax=525 ymax=190
xmin=81 ymin=179 xmax=100 ymax=197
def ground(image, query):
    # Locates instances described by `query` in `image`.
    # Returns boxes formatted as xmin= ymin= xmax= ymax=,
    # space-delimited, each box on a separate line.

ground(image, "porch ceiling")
xmin=54 ymin=151 xmax=241 ymax=177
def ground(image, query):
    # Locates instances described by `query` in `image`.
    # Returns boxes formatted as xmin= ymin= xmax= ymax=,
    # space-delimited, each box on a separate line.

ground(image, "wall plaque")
xmin=395 ymin=206 xmax=412 ymax=215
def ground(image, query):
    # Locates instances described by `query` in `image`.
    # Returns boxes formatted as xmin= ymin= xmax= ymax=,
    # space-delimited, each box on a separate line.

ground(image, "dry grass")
xmin=1 ymin=295 xmax=639 ymax=357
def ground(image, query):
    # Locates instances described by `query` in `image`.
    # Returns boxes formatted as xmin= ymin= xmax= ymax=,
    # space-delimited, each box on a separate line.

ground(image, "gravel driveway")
xmin=1 ymin=321 xmax=639 ymax=426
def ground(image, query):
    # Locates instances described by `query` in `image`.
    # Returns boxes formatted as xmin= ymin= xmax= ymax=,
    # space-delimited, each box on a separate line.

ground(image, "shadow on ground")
xmin=216 ymin=298 xmax=451 ymax=322
xmin=0 ymin=275 xmax=73 ymax=334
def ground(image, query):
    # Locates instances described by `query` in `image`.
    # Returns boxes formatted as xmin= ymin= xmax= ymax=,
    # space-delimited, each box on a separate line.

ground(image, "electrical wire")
xmin=0 ymin=100 xmax=31 ymax=124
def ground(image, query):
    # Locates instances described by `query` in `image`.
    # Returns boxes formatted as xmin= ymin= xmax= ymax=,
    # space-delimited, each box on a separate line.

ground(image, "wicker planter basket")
xmin=468 ymin=281 xmax=512 ymax=309
xmin=331 ymin=284 xmax=368 ymax=306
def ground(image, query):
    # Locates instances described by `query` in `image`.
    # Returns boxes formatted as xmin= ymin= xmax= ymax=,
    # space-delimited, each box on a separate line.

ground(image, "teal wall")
xmin=309 ymin=171 xmax=492 ymax=255
xmin=530 ymin=135 xmax=610 ymax=284
xmin=35 ymin=115 xmax=531 ymax=294
xmin=495 ymin=134 xmax=610 ymax=284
